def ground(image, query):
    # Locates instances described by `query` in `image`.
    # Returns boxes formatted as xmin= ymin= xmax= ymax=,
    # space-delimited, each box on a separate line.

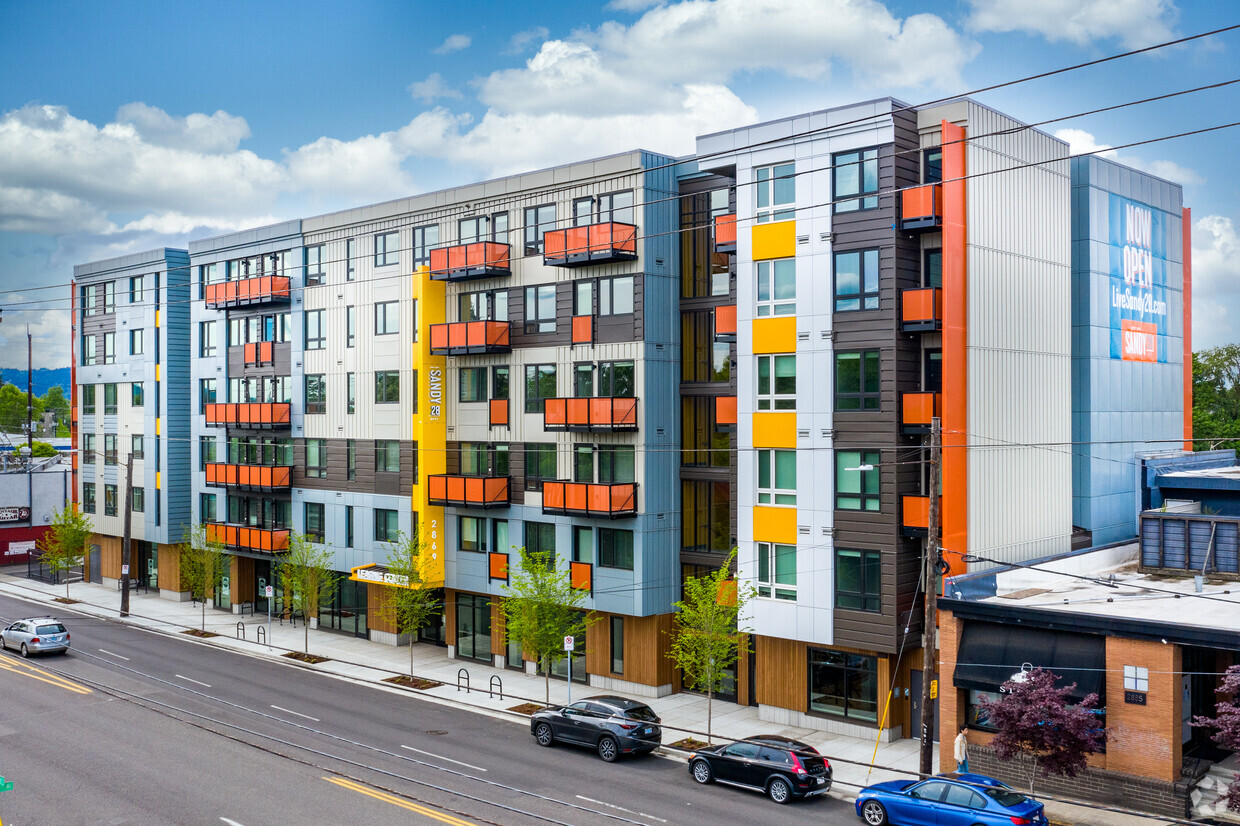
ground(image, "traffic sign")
xmin=563 ymin=635 xmax=575 ymax=652
xmin=265 ymin=585 xmax=274 ymax=597
xmin=121 ymin=564 xmax=129 ymax=576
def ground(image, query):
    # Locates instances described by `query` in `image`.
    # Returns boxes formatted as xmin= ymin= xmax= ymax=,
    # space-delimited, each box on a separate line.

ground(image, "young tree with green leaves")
xmin=277 ymin=532 xmax=338 ymax=654
xmin=38 ymin=505 xmax=93 ymax=599
xmin=1194 ymin=344 xmax=1240 ymax=450
xmin=381 ymin=528 xmax=441 ymax=678
xmin=502 ymin=547 xmax=590 ymax=704
xmin=179 ymin=523 xmax=229 ymax=631
xmin=667 ymin=549 xmax=753 ymax=743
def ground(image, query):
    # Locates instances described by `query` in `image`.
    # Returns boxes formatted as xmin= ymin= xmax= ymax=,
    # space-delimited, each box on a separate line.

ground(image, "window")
xmin=345 ymin=506 xmax=354 ymax=548
xmin=491 ymin=212 xmax=509 ymax=243
xmin=925 ymin=248 xmax=942 ymax=289
xmin=375 ymin=440 xmax=401 ymax=473
xmin=837 ymin=549 xmax=881 ymax=612
xmin=131 ymin=382 xmax=144 ymax=407
xmin=305 ymin=245 xmax=325 ymax=285
xmin=199 ymin=435 xmax=217 ymax=470
xmin=346 ymin=305 xmax=356 ymax=348
xmin=199 ymin=378 xmax=216 ymax=413
xmin=523 ymin=443 xmax=557 ymax=491
xmin=599 ymin=528 xmax=634 ymax=570
xmin=375 ymin=508 xmax=400 ymax=542
xmin=81 ymin=284 xmax=97 ymax=317
xmin=200 ymin=321 xmax=217 ymax=358
xmin=523 ymin=204 xmax=556 ymax=254
xmin=132 ymin=487 xmax=145 ymax=513
xmin=82 ymin=433 xmax=95 ymax=461
xmin=574 ymin=364 xmax=593 ymax=398
xmin=524 ymin=364 xmax=556 ymax=413
xmin=459 ymin=289 xmax=508 ymax=322
xmin=1124 ymin=665 xmax=1149 ymax=692
xmin=374 ymin=231 xmax=399 ymax=267
xmin=347 ymin=440 xmax=356 ymax=481
xmin=525 ymin=521 xmax=556 ymax=560
xmin=757 ymin=259 xmax=795 ymax=316
xmin=413 ymin=224 xmax=439 ymax=268
xmin=682 ymin=480 xmax=731 ymax=553
xmin=574 ymin=445 xmax=594 ymax=483
xmin=757 ymin=354 xmax=796 ymax=411
xmin=129 ymin=275 xmax=144 ymax=303
xmin=460 ymin=516 xmax=487 ymax=552
xmin=610 ymin=616 xmax=624 ymax=674
xmin=758 ymin=449 xmax=796 ymax=505
xmin=82 ymin=385 xmax=96 ymax=415
xmin=572 ymin=526 xmax=592 ymax=563
xmin=755 ymin=162 xmax=795 ymax=223
xmin=599 ymin=276 xmax=634 ymax=315
xmin=835 ymin=249 xmax=880 ymax=312
xmin=375 ymin=371 xmax=400 ymax=404
xmin=493 ymin=519 xmax=510 ymax=555
xmin=836 ymin=450 xmax=880 ymax=510
xmin=83 ymin=484 xmax=96 ymax=513
xmin=834 ymin=148 xmax=879 ymax=212
xmin=200 ymin=492 xmax=216 ymax=523
xmin=304 ymin=502 xmax=325 ymax=542
xmin=460 ymin=442 xmax=507 ymax=476
xmin=81 ymin=334 xmax=97 ymax=366
xmin=599 ymin=190 xmax=635 ymax=224
xmin=103 ymin=383 xmax=118 ymax=416
xmin=375 ymin=300 xmax=399 ymax=335
xmin=572 ymin=197 xmax=593 ymax=226
xmin=757 ymin=542 xmax=797 ymax=600
xmin=104 ymin=434 xmax=118 ymax=465
xmin=459 ymin=216 xmax=487 ymax=244
xmin=346 ymin=373 xmax=356 ymax=414
xmin=102 ymin=281 xmax=115 ymax=313
xmin=598 ymin=445 xmax=635 ymax=484
xmin=346 ymin=239 xmax=356 ymax=280
xmin=492 ymin=366 xmax=509 ymax=399
xmin=459 ymin=367 xmax=486 ymax=402
xmin=524 ymin=285 xmax=557 ymax=334
xmin=304 ymin=309 xmax=325 ymax=350
xmin=836 ymin=351 xmax=880 ymax=411
xmin=304 ymin=374 xmax=326 ymax=414
xmin=102 ymin=332 xmax=115 ymax=364
xmin=131 ymin=435 xmax=144 ymax=460
xmin=808 ymin=649 xmax=878 ymax=722
xmin=129 ymin=328 xmax=144 ymax=355
xmin=305 ymin=438 xmax=327 ymax=478
xmin=924 ymin=147 xmax=943 ymax=184
xmin=104 ymin=483 xmax=118 ymax=516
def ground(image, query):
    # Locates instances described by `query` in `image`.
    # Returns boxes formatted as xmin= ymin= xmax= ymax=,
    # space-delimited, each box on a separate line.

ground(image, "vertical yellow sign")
xmin=410 ymin=265 xmax=447 ymax=586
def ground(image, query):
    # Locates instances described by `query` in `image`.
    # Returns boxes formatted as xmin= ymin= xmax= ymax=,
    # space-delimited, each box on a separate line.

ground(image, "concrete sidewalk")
xmin=0 ymin=571 xmax=1176 ymax=826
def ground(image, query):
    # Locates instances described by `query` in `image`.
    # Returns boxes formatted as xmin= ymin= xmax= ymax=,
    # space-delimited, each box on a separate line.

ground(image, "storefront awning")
xmin=953 ymin=622 xmax=1105 ymax=701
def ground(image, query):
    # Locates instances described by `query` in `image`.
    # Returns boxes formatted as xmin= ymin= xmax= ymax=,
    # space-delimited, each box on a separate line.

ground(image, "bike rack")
xmin=256 ymin=626 xmax=267 ymax=646
xmin=489 ymin=675 xmax=503 ymax=700
xmin=235 ymin=621 xmax=245 ymax=640
xmin=457 ymin=667 xmax=470 ymax=693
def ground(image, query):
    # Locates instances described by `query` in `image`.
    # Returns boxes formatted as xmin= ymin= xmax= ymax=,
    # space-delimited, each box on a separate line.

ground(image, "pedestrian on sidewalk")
xmin=954 ymin=725 xmax=969 ymax=773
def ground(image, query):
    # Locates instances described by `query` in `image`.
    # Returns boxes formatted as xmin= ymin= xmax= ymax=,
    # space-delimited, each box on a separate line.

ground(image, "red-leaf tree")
xmin=979 ymin=667 xmax=1107 ymax=793
xmin=1193 ymin=664 xmax=1240 ymax=811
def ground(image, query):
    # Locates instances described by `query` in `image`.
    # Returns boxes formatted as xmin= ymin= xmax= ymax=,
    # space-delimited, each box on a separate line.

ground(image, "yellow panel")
xmin=155 ymin=471 xmax=161 ymax=490
xmin=751 ymin=220 xmax=795 ymax=260
xmin=155 ymin=364 xmax=161 ymax=381
xmin=155 ymin=417 xmax=161 ymax=436
xmin=752 ymin=317 xmax=796 ymax=354
xmin=410 ymin=264 xmax=447 ymax=587
xmin=752 ymin=507 xmax=797 ymax=545
xmin=752 ymin=413 xmax=796 ymax=448
xmin=155 ymin=309 xmax=160 ymax=328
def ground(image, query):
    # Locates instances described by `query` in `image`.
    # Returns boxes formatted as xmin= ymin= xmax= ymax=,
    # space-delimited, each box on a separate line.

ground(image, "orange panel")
xmin=566 ymin=398 xmax=590 ymax=426
xmin=715 ymin=304 xmax=737 ymax=337
xmin=587 ymin=484 xmax=609 ymax=513
xmin=902 ymin=392 xmax=941 ymax=425
xmin=716 ymin=578 xmax=737 ymax=606
xmin=543 ymin=481 xmax=565 ymax=510
xmin=570 ymin=562 xmax=592 ymax=592
xmin=613 ymin=397 xmax=637 ymax=427
xmin=589 ymin=398 xmax=611 ymax=426
xmin=490 ymin=399 xmax=509 ymax=426
xmin=486 ymin=477 xmax=508 ymax=504
xmin=565 ymin=483 xmax=588 ymax=512
xmin=489 ymin=552 xmax=509 ymax=580
xmin=611 ymin=483 xmax=636 ymax=513
xmin=715 ymin=214 xmax=737 ymax=247
xmin=446 ymin=476 xmax=465 ymax=502
xmin=544 ymin=228 xmax=567 ymax=257
xmin=941 ymin=119 xmax=968 ymax=577
xmin=572 ymin=315 xmax=593 ymax=344
xmin=430 ymin=324 xmax=449 ymax=351
xmin=902 ymin=184 xmax=942 ymax=221
xmin=449 ymin=323 xmax=468 ymax=349
xmin=544 ymin=398 xmax=567 ymax=426
xmin=716 ymin=396 xmax=738 ymax=425
xmin=903 ymin=495 xmax=930 ymax=529
xmin=430 ymin=247 xmax=448 ymax=273
xmin=902 ymin=288 xmax=941 ymax=324
xmin=429 ymin=475 xmax=446 ymax=501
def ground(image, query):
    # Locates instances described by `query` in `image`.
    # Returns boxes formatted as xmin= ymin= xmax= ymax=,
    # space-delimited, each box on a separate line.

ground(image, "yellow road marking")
xmin=0 ymin=656 xmax=92 ymax=695
xmin=323 ymin=777 xmax=478 ymax=826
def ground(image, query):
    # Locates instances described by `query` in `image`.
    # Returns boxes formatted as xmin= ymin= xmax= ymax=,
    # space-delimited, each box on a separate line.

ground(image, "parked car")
xmin=855 ymin=773 xmax=1048 ymax=825
xmin=530 ymin=695 xmax=661 ymax=762
xmin=687 ymin=735 xmax=832 ymax=804
xmin=1 ymin=617 xmax=70 ymax=657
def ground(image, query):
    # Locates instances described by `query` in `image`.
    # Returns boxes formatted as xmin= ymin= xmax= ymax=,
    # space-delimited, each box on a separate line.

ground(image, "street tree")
xmin=666 ymin=549 xmax=752 ymax=743
xmin=38 ymin=504 xmax=93 ymax=599
xmin=380 ymin=528 xmax=441 ymax=678
xmin=31 ymin=440 xmax=57 ymax=458
xmin=179 ymin=523 xmax=228 ymax=631
xmin=1193 ymin=664 xmax=1240 ymax=810
xmin=41 ymin=385 xmax=69 ymax=427
xmin=1193 ymin=344 xmax=1240 ymax=450
xmin=979 ymin=667 xmax=1106 ymax=793
xmin=501 ymin=547 xmax=590 ymax=704
xmin=277 ymin=532 xmax=338 ymax=654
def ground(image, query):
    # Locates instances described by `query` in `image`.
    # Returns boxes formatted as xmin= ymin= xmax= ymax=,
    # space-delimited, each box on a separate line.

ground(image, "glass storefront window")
xmin=808 ymin=649 xmax=878 ymax=722
xmin=456 ymin=594 xmax=492 ymax=663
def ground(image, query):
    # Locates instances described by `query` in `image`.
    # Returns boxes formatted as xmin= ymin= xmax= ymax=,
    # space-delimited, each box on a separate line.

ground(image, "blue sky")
xmin=0 ymin=0 xmax=1237 ymax=367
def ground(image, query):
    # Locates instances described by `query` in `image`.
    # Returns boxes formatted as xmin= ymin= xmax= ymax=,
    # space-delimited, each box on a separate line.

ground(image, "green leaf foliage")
xmin=1193 ymin=344 xmax=1240 ymax=451
xmin=381 ymin=528 xmax=442 ymax=677
xmin=501 ymin=547 xmax=589 ymax=703
xmin=38 ymin=504 xmax=93 ymax=599
xmin=277 ymin=532 xmax=338 ymax=653
xmin=179 ymin=523 xmax=229 ymax=631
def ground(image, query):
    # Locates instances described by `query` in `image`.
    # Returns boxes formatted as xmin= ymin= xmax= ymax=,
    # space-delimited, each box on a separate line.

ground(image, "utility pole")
xmin=920 ymin=416 xmax=942 ymax=777
xmin=121 ymin=453 xmax=133 ymax=617
xmin=26 ymin=327 xmax=34 ymax=457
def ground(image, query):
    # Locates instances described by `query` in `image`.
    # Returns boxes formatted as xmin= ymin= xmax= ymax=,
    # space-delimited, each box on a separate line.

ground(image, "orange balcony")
xmin=542 ymin=481 xmax=638 ymax=518
xmin=543 ymin=397 xmax=638 ymax=432
xmin=901 ymin=184 xmax=942 ymax=230
xmin=243 ymin=341 xmax=274 ymax=366
xmin=901 ymin=287 xmax=942 ymax=332
xmin=901 ymin=392 xmax=942 ymax=435
xmin=489 ymin=399 xmax=509 ymax=428
xmin=716 ymin=396 xmax=737 ymax=427
xmin=206 ymin=523 xmax=290 ymax=554
xmin=901 ymin=495 xmax=942 ymax=537
xmin=572 ymin=315 xmax=593 ymax=345
xmin=204 ymin=463 xmax=292 ymax=491
xmin=203 ymin=402 xmax=291 ymax=429
xmin=429 ymin=241 xmax=511 ymax=281
xmin=571 ymin=561 xmax=593 ymax=593
xmin=714 ymin=304 xmax=737 ymax=341
xmin=714 ymin=214 xmax=737 ymax=252
xmin=543 ymin=222 xmax=637 ymax=267
xmin=428 ymin=321 xmax=511 ymax=355
xmin=488 ymin=552 xmax=509 ymax=581
xmin=204 ymin=276 xmax=292 ymax=309
xmin=427 ymin=475 xmax=511 ymax=509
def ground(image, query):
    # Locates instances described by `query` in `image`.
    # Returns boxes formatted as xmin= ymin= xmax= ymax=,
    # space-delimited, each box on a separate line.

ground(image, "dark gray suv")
xmin=530 ymin=695 xmax=661 ymax=762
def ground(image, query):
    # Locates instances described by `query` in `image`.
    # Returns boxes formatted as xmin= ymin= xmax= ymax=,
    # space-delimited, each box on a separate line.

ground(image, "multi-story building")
xmin=72 ymin=249 xmax=191 ymax=588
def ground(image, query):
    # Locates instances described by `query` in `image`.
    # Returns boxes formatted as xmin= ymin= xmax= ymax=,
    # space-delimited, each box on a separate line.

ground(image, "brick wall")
xmin=1105 ymin=636 xmax=1182 ymax=781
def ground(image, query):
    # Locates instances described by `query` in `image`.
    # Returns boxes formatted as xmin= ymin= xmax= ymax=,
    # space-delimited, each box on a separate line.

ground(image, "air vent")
xmin=658 ymin=513 xmax=666 ymax=521
xmin=822 ymin=527 xmax=832 ymax=537
xmin=822 ymin=429 xmax=834 ymax=440
xmin=797 ymin=331 xmax=810 ymax=341
xmin=655 ymin=257 xmax=665 ymax=266
xmin=819 ymin=231 xmax=832 ymax=242
xmin=655 ymin=343 xmax=665 ymax=352
xmin=656 ymin=427 xmax=666 ymax=436
xmin=798 ymin=525 xmax=811 ymax=535
xmin=797 ymin=235 xmax=810 ymax=245
xmin=797 ymin=429 xmax=810 ymax=439
xmin=822 ymin=330 xmax=834 ymax=340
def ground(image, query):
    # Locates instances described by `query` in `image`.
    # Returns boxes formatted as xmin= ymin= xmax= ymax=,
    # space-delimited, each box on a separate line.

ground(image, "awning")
xmin=953 ymin=622 xmax=1105 ymax=701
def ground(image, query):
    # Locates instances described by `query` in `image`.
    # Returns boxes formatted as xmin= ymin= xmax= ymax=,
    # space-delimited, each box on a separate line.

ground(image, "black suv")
xmin=530 ymin=695 xmax=662 ymax=762
xmin=688 ymin=735 xmax=832 ymax=804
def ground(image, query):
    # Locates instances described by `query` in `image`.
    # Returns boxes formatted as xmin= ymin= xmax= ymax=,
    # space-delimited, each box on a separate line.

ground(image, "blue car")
xmin=856 ymin=773 xmax=1048 ymax=825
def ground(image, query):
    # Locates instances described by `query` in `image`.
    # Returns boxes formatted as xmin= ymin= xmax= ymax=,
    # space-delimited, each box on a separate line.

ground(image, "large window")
xmin=375 ymin=371 xmax=400 ymax=404
xmin=304 ymin=309 xmax=325 ymax=350
xmin=82 ymin=385 xmax=96 ymax=415
xmin=598 ymin=276 xmax=634 ymax=316
xmin=305 ymin=502 xmax=325 ymax=542
xmin=82 ymin=433 xmax=95 ymax=461
xmin=305 ymin=439 xmax=327 ymax=478
xmin=304 ymin=374 xmax=326 ymax=414
xmin=757 ymin=259 xmax=795 ymax=316
xmin=412 ymin=224 xmax=439 ymax=267
xmin=524 ymin=285 xmax=557 ymax=334
xmin=305 ymin=245 xmax=325 ymax=285
xmin=374 ymin=508 xmax=400 ymax=542
xmin=758 ymin=449 xmax=796 ymax=506
xmin=129 ymin=275 xmax=145 ymax=303
xmin=524 ymin=364 xmax=556 ymax=413
xmin=523 ymin=204 xmax=556 ymax=254
xmin=837 ymin=548 xmax=881 ymax=612
xmin=104 ymin=483 xmax=118 ymax=516
xmin=835 ymin=351 xmax=880 ymax=411
xmin=599 ymin=528 xmax=634 ymax=570
xmin=375 ymin=300 xmax=399 ymax=335
xmin=924 ymin=147 xmax=943 ymax=184
xmin=523 ymin=443 xmax=557 ymax=491
xmin=131 ymin=382 xmax=144 ymax=407
xmin=572 ymin=526 xmax=592 ymax=562
xmin=755 ymin=163 xmax=795 ymax=223
xmin=130 ymin=328 xmax=144 ymax=356
xmin=460 ymin=516 xmax=487 ymax=552
xmin=598 ymin=190 xmax=635 ymax=224
xmin=83 ymin=484 xmax=96 ymax=513
xmin=925 ymin=248 xmax=942 ymax=289
xmin=599 ymin=361 xmax=635 ymax=397
xmin=199 ymin=435 xmax=217 ymax=470
xmin=103 ymin=383 xmax=118 ymax=416
xmin=199 ymin=378 xmax=216 ymax=412
xmin=757 ymin=542 xmax=796 ymax=600
xmin=834 ymin=148 xmax=879 ymax=212
xmin=374 ymin=231 xmax=399 ymax=267
xmin=682 ymin=397 xmax=729 ymax=468
xmin=104 ymin=434 xmax=118 ymax=466
xmin=836 ymin=450 xmax=880 ymax=511
xmin=131 ymin=435 xmax=144 ymax=460
xmin=375 ymin=439 xmax=401 ymax=473
xmin=459 ymin=289 xmax=508 ymax=322
xmin=132 ymin=487 xmax=145 ymax=513
xmin=681 ymin=310 xmax=731 ymax=383
xmin=598 ymin=445 xmax=635 ymax=484
xmin=679 ymin=188 xmax=731 ymax=299
xmin=200 ymin=492 xmax=216 ymax=523
xmin=682 ymin=480 xmax=731 ymax=553
xmin=200 ymin=321 xmax=217 ymax=358
xmin=459 ymin=367 xmax=486 ymax=402
xmin=525 ymin=521 xmax=556 ymax=560
xmin=757 ymin=354 xmax=796 ymax=411
xmin=834 ymin=249 xmax=880 ymax=312
xmin=808 ymin=649 xmax=878 ymax=722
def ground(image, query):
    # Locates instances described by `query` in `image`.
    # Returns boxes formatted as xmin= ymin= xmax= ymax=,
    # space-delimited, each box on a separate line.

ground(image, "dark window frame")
xmin=835 ymin=350 xmax=881 ymax=411
xmin=524 ymin=284 xmax=557 ymax=334
xmin=524 ymin=364 xmax=556 ymax=413
xmin=833 ymin=147 xmax=880 ymax=213
xmin=304 ymin=374 xmax=326 ymax=414
xmin=833 ymin=248 xmax=880 ymax=312
xmin=835 ymin=450 xmax=881 ymax=511
xmin=599 ymin=528 xmax=634 ymax=570
xmin=375 ymin=371 xmax=400 ymax=404
xmin=374 ymin=231 xmax=399 ymax=267
xmin=836 ymin=547 xmax=882 ymax=613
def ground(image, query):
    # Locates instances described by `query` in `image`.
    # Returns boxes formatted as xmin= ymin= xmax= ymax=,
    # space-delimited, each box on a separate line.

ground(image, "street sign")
xmin=563 ymin=635 xmax=575 ymax=652
xmin=264 ymin=585 xmax=274 ymax=598
xmin=121 ymin=564 xmax=129 ymax=576
xmin=0 ymin=775 xmax=13 ymax=792
xmin=930 ymin=679 xmax=938 ymax=700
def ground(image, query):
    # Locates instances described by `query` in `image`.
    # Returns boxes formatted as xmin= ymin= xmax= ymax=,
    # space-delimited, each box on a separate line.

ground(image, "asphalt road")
xmin=0 ymin=591 xmax=864 ymax=826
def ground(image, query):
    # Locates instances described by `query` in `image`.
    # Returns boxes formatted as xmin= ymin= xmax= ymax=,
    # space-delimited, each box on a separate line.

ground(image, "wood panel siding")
xmin=157 ymin=543 xmax=184 ymax=592
xmin=755 ymin=635 xmax=808 ymax=712
xmin=444 ymin=588 xmax=457 ymax=649
xmin=95 ymin=533 xmax=123 ymax=579
xmin=367 ymin=582 xmax=397 ymax=633
xmin=232 ymin=555 xmax=256 ymax=604
xmin=585 ymin=614 xmax=608 ymax=675
xmin=623 ymin=613 xmax=674 ymax=687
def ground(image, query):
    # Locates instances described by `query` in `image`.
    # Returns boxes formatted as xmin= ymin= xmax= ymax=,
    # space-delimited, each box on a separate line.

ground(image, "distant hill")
xmin=0 ymin=367 xmax=70 ymax=397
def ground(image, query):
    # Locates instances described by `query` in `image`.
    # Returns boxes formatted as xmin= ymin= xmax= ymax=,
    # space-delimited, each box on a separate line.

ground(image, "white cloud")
xmin=0 ymin=295 xmax=71 ymax=370
xmin=115 ymin=102 xmax=251 ymax=154
xmin=607 ymin=0 xmax=663 ymax=10
xmin=408 ymin=73 xmax=462 ymax=103
xmin=505 ymin=26 xmax=550 ymax=55
xmin=433 ymin=33 xmax=471 ymax=54
xmin=284 ymin=133 xmax=416 ymax=203
xmin=1053 ymin=128 xmax=1202 ymax=187
xmin=1190 ymin=215 xmax=1240 ymax=350
xmin=966 ymin=0 xmax=1178 ymax=48
xmin=1054 ymin=128 xmax=1117 ymax=157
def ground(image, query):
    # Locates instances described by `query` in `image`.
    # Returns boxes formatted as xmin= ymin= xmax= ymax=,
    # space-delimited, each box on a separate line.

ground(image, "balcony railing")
xmin=714 ymin=304 xmax=737 ymax=341
xmin=429 ymin=242 xmax=511 ymax=281
xmin=543 ymin=222 xmax=637 ymax=267
xmin=488 ymin=552 xmax=509 ymax=581
xmin=543 ymin=397 xmax=638 ymax=432
xmin=572 ymin=315 xmax=593 ymax=345
xmin=901 ymin=392 xmax=942 ymax=435
xmin=428 ymin=321 xmax=511 ymax=355
xmin=570 ymin=561 xmax=593 ymax=593
xmin=204 ymin=276 xmax=292 ymax=309
xmin=427 ymin=475 xmax=511 ymax=508
xmin=901 ymin=495 xmax=942 ymax=537
xmin=204 ymin=463 xmax=293 ymax=491
xmin=716 ymin=396 xmax=738 ymax=428
xmin=489 ymin=399 xmax=509 ymax=428
xmin=901 ymin=184 xmax=942 ymax=230
xmin=206 ymin=523 xmax=290 ymax=554
xmin=714 ymin=214 xmax=737 ymax=252
xmin=203 ymin=402 xmax=291 ymax=429
xmin=243 ymin=341 xmax=275 ymax=366
xmin=901 ymin=287 xmax=942 ymax=332
xmin=541 ymin=481 xmax=638 ymax=518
